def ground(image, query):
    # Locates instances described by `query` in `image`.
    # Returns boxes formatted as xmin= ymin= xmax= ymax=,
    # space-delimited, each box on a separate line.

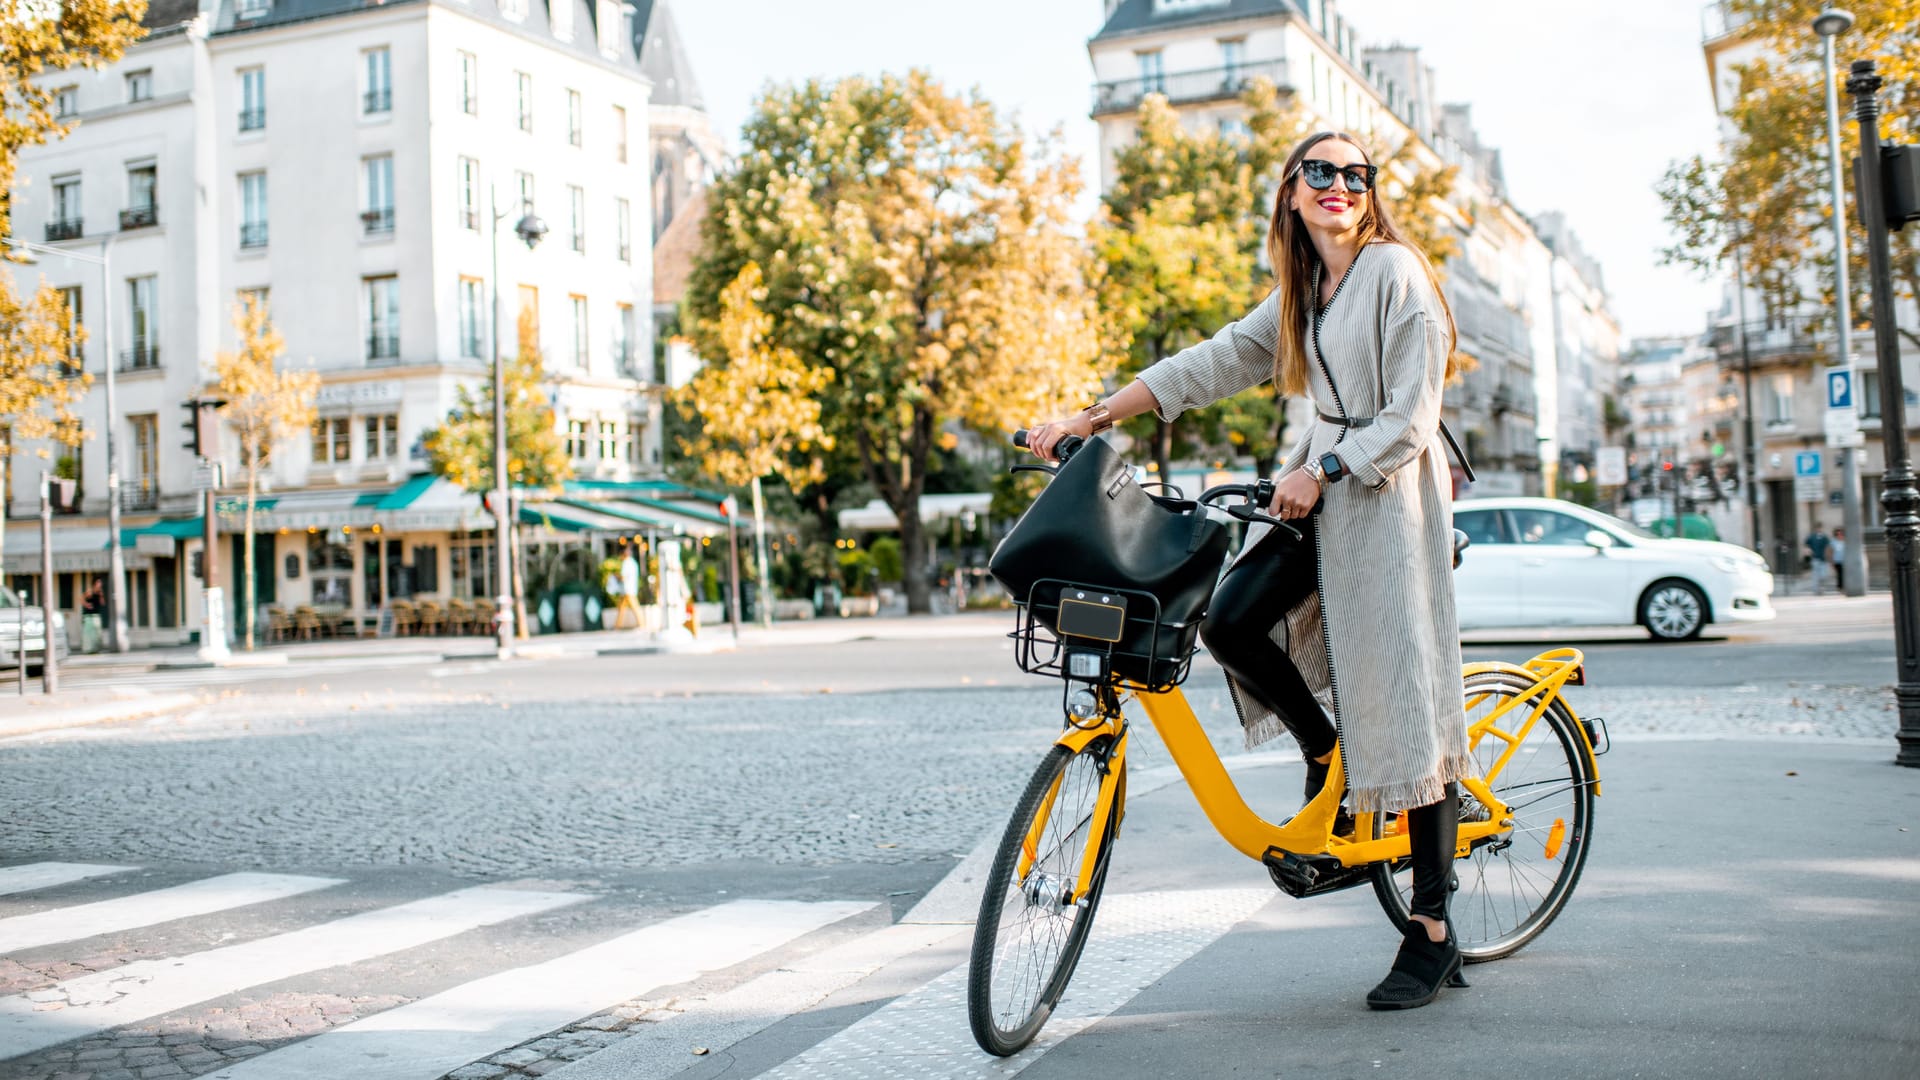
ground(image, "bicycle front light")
xmin=1066 ymin=650 xmax=1108 ymax=681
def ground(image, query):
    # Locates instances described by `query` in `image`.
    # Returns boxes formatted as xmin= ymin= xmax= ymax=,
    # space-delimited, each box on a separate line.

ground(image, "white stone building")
xmin=1086 ymin=0 xmax=1620 ymax=499
xmin=2 ymin=0 xmax=672 ymax=646
xmin=1534 ymin=211 xmax=1623 ymax=484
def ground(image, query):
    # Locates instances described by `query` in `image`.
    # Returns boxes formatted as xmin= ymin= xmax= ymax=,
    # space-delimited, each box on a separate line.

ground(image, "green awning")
xmin=121 ymin=518 xmax=205 ymax=545
xmin=616 ymin=495 xmax=730 ymax=527
xmin=372 ymin=474 xmax=436 ymax=509
xmin=556 ymin=497 xmax=672 ymax=530
xmin=517 ymin=501 xmax=638 ymax=534
xmin=564 ymin=479 xmax=732 ymax=505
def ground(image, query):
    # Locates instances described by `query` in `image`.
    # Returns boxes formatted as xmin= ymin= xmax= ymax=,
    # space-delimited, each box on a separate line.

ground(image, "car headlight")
xmin=1710 ymin=556 xmax=1742 ymax=574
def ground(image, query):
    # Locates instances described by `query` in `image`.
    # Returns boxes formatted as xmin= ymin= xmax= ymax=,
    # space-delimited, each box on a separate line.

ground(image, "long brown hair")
xmin=1266 ymin=131 xmax=1459 ymax=397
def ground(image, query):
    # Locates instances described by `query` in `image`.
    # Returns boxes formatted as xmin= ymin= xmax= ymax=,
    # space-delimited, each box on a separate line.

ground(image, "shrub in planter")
xmin=868 ymin=536 xmax=903 ymax=584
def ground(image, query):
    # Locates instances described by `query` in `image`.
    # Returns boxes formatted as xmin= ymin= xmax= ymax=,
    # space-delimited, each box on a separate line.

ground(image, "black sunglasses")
xmin=1293 ymin=158 xmax=1378 ymax=194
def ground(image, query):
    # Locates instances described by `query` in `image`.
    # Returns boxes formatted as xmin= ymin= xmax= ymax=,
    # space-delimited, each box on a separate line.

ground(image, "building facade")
xmin=1534 ymin=211 xmax=1623 ymax=490
xmin=1087 ymin=0 xmax=1620 ymax=499
xmin=2 ymin=0 xmax=667 ymax=647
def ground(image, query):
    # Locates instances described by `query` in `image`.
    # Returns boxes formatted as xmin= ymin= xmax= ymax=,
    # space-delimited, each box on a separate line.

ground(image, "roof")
xmin=1092 ymin=0 xmax=1300 ymax=42
xmin=210 ymin=0 xmax=643 ymax=72
xmin=632 ymin=0 xmax=703 ymax=108
xmin=142 ymin=0 xmax=203 ymax=32
xmin=652 ymin=186 xmax=705 ymax=306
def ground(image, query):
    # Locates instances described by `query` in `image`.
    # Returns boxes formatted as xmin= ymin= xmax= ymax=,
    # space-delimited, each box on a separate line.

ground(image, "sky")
xmin=670 ymin=0 xmax=1729 ymax=341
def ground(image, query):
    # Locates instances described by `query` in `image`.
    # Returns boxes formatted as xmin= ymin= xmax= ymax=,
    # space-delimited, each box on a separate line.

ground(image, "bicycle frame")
xmin=1028 ymin=647 xmax=1602 ymax=900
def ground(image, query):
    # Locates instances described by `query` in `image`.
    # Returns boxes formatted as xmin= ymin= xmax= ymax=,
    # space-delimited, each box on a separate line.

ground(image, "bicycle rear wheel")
xmin=1369 ymin=669 xmax=1595 ymax=962
xmin=967 ymin=740 xmax=1118 ymax=1056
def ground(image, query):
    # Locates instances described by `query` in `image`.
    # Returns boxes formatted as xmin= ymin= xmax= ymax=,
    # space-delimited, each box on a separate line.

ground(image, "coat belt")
xmin=1317 ymin=411 xmax=1374 ymax=428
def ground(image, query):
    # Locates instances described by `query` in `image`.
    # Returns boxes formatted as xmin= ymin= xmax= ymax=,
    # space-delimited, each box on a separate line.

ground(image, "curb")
xmin=0 ymin=691 xmax=200 ymax=739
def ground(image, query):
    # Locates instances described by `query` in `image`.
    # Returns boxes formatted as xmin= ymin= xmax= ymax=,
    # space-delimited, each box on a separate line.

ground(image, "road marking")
xmin=0 ymin=886 xmax=584 ymax=1060
xmin=0 ymin=872 xmax=342 ymax=956
xmin=204 ymin=899 xmax=874 ymax=1080
xmin=759 ymin=888 xmax=1277 ymax=1079
xmin=0 ymin=864 xmax=137 ymax=898
xmin=547 ymin=921 xmax=970 ymax=1080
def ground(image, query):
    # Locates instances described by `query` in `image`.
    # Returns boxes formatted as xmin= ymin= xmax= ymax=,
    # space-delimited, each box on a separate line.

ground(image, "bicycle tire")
xmin=1369 ymin=669 xmax=1595 ymax=962
xmin=967 ymin=741 xmax=1119 ymax=1056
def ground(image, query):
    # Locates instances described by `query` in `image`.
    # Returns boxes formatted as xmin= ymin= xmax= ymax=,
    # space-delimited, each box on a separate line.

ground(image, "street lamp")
xmin=6 ymin=235 xmax=126 ymax=652
xmin=1813 ymin=7 xmax=1868 ymax=597
xmin=489 ymin=184 xmax=546 ymax=658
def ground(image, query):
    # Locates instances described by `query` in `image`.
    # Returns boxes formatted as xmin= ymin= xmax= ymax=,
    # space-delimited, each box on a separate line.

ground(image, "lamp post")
xmin=5 ymin=236 xmax=125 ymax=652
xmin=1814 ymin=8 xmax=1869 ymax=597
xmin=488 ymin=184 xmax=547 ymax=659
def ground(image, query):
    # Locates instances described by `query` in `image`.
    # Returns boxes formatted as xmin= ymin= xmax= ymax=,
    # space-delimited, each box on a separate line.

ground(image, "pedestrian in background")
xmin=1805 ymin=525 xmax=1831 ymax=593
xmin=80 ymin=579 xmax=106 ymax=654
xmin=1830 ymin=527 xmax=1847 ymax=592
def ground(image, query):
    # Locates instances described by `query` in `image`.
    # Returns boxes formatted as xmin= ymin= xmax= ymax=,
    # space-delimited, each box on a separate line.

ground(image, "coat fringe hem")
xmin=1348 ymin=752 xmax=1479 ymax=814
xmin=1243 ymin=711 xmax=1292 ymax=751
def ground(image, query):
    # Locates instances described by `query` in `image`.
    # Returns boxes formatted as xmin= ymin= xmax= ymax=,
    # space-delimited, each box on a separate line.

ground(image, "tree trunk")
xmin=899 ymin=508 xmax=930 ymax=614
xmin=243 ymin=463 xmax=257 ymax=651
xmin=1154 ymin=417 xmax=1174 ymax=486
xmin=511 ymin=523 xmax=531 ymax=639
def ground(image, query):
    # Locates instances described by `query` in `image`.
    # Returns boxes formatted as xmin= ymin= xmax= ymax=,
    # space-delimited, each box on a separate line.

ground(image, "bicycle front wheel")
xmin=967 ymin=740 xmax=1118 ymax=1056
xmin=1370 ymin=669 xmax=1596 ymax=962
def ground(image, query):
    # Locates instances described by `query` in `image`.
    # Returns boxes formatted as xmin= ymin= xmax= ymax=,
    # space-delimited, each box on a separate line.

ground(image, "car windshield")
xmin=1582 ymin=509 xmax=1661 ymax=541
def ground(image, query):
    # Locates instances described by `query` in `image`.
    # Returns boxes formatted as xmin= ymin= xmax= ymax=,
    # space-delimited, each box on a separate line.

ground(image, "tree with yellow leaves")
xmin=423 ymin=308 xmax=571 ymax=495
xmin=0 ymin=276 xmax=88 ymax=570
xmin=0 ymin=0 xmax=148 ymax=246
xmin=1661 ymin=0 xmax=1919 ymax=346
xmin=214 ymin=295 xmax=317 ymax=651
xmin=683 ymin=71 xmax=1103 ymax=614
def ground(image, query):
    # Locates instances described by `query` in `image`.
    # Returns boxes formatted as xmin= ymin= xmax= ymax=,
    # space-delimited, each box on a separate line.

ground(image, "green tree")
xmin=0 ymin=0 xmax=148 ymax=246
xmin=423 ymin=308 xmax=571 ymax=493
xmin=214 ymin=295 xmax=318 ymax=651
xmin=682 ymin=71 xmax=1103 ymax=614
xmin=1660 ymin=0 xmax=1920 ymax=346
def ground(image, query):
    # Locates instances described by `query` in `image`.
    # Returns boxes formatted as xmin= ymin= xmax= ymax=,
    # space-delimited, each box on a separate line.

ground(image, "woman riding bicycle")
xmin=1025 ymin=130 xmax=1474 ymax=1010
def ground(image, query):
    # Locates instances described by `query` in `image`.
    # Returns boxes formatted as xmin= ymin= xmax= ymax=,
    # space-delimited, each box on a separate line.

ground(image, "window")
xmin=1453 ymin=509 xmax=1510 ymax=546
xmin=236 ymin=0 xmax=271 ymax=16
xmin=126 ymin=70 xmax=152 ymax=103
xmin=1509 ymin=509 xmax=1595 ymax=547
xmin=365 ymin=275 xmax=400 ymax=362
xmin=501 ymin=0 xmax=527 ymax=17
xmin=614 ymin=302 xmax=634 ymax=373
xmin=515 ymin=71 xmax=533 ymax=132
xmin=615 ymin=197 xmax=631 ymax=262
xmin=516 ymin=170 xmax=535 ymax=215
xmin=598 ymin=420 xmax=620 ymax=460
xmin=458 ymin=277 xmax=484 ymax=358
xmin=612 ymin=105 xmax=628 ymax=162
xmin=127 ymin=276 xmax=157 ymax=369
xmin=239 ymin=172 xmax=268 ymax=248
xmin=458 ymin=51 xmax=478 ymax=115
xmin=50 ymin=176 xmax=81 ymax=236
xmin=365 ymin=413 xmax=399 ymax=460
xmin=1220 ymin=38 xmax=1245 ymax=79
xmin=570 ymin=295 xmax=588 ymax=367
xmin=123 ymin=164 xmax=158 ymax=229
xmin=627 ymin=418 xmax=645 ymax=466
xmin=567 ymin=89 xmax=583 ymax=147
xmin=1859 ymin=371 xmax=1882 ymax=420
xmin=565 ymin=419 xmax=591 ymax=459
xmin=238 ymin=287 xmax=269 ymax=322
xmin=129 ymin=414 xmax=158 ymax=507
xmin=1218 ymin=117 xmax=1250 ymax=140
xmin=1766 ymin=374 xmax=1794 ymax=425
xmin=55 ymin=85 xmax=77 ymax=118
xmin=568 ymin=185 xmax=585 ymax=252
xmin=362 ymin=154 xmax=394 ymax=234
xmin=1136 ymin=51 xmax=1164 ymax=93
xmin=365 ymin=48 xmax=392 ymax=114
xmin=457 ymin=155 xmax=481 ymax=230
xmin=312 ymin=417 xmax=350 ymax=463
xmin=56 ymin=286 xmax=82 ymax=363
xmin=238 ymin=68 xmax=265 ymax=131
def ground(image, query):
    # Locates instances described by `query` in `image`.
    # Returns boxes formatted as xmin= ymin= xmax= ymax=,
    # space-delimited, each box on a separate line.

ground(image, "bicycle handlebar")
xmin=1010 ymin=430 xmax=1302 ymax=540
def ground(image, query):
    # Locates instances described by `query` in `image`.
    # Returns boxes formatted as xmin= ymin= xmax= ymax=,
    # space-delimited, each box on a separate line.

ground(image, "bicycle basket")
xmin=1012 ymin=578 xmax=1204 ymax=690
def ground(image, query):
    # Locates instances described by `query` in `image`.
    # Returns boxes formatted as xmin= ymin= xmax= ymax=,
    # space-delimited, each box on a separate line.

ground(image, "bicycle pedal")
xmin=1262 ymin=848 xmax=1371 ymax=900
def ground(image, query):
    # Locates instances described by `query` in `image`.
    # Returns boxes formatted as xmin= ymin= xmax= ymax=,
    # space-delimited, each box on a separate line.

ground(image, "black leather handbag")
xmin=989 ymin=437 xmax=1229 ymax=684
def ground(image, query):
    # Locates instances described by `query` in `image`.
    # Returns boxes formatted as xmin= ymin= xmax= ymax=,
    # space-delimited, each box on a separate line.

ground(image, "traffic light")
xmin=181 ymin=399 xmax=204 ymax=456
xmin=1661 ymin=460 xmax=1674 ymax=472
xmin=1883 ymin=143 xmax=1919 ymax=231
xmin=180 ymin=398 xmax=225 ymax=458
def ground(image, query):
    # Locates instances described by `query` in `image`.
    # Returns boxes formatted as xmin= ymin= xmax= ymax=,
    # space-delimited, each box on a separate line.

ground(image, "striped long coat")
xmin=1137 ymin=241 xmax=1474 ymax=813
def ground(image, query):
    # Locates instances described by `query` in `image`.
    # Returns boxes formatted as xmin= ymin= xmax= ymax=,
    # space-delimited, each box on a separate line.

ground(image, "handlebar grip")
xmin=1011 ymin=429 xmax=1030 ymax=449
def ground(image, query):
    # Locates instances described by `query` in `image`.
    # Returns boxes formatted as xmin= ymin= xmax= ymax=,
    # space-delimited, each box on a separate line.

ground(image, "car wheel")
xmin=1640 ymin=580 xmax=1706 ymax=641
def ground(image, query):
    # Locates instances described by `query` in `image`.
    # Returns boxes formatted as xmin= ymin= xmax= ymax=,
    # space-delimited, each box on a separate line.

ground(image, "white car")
xmin=1452 ymin=497 xmax=1775 ymax=641
xmin=0 ymin=584 xmax=69 ymax=670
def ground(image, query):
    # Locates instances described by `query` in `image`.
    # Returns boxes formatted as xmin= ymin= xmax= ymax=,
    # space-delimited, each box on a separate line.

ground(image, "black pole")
xmin=1733 ymin=254 xmax=1761 ymax=553
xmin=1847 ymin=60 xmax=1920 ymax=767
xmin=39 ymin=474 xmax=57 ymax=694
xmin=726 ymin=500 xmax=742 ymax=642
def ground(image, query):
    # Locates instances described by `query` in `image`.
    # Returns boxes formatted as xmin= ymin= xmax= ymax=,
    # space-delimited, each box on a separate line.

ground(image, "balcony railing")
xmin=1091 ymin=59 xmax=1288 ymax=117
xmin=361 ymin=207 xmax=394 ymax=234
xmin=238 ymin=107 xmax=265 ymax=132
xmin=44 ymin=218 xmax=84 ymax=242
xmin=120 ymin=204 xmax=158 ymax=230
xmin=118 ymin=344 xmax=160 ymax=372
xmin=121 ymin=479 xmax=158 ymax=512
xmin=240 ymin=223 xmax=268 ymax=249
xmin=1707 ymin=319 xmax=1826 ymax=366
xmin=364 ymin=88 xmax=391 ymax=114
xmin=366 ymin=335 xmax=400 ymax=364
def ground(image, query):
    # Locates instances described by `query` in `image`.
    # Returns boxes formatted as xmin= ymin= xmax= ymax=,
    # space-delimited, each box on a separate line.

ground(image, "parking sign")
xmin=1827 ymin=369 xmax=1853 ymax=410
xmin=1794 ymin=451 xmax=1824 ymax=502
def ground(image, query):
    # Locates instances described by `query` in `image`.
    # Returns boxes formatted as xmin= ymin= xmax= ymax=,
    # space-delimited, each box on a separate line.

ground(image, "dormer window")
xmin=501 ymin=0 xmax=527 ymax=18
xmin=236 ymin=0 xmax=271 ymax=17
xmin=1152 ymin=0 xmax=1230 ymax=13
xmin=551 ymin=0 xmax=573 ymax=40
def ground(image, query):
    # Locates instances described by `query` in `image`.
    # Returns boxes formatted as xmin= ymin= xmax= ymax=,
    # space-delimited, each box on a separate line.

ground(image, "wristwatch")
xmin=1081 ymin=402 xmax=1114 ymax=435
xmin=1319 ymin=452 xmax=1348 ymax=484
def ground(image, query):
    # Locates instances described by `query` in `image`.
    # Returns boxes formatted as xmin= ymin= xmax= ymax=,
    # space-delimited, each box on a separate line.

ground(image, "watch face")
xmin=1320 ymin=453 xmax=1344 ymax=479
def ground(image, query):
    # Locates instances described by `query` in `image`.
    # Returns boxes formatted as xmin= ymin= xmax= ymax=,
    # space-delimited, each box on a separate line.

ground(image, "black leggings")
xmin=1199 ymin=521 xmax=1458 ymax=922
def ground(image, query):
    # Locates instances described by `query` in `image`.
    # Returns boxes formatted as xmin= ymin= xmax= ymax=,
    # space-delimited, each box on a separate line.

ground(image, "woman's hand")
xmin=1269 ymin=469 xmax=1322 ymax=521
xmin=1025 ymin=414 xmax=1094 ymax=463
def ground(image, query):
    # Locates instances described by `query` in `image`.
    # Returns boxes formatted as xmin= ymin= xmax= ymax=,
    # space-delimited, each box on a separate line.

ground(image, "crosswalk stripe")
xmin=202 ymin=899 xmax=876 ymax=1080
xmin=0 ymin=885 xmax=585 ymax=1060
xmin=546 ymin=921 xmax=970 ymax=1080
xmin=0 ymin=872 xmax=343 ymax=956
xmin=0 ymin=863 xmax=137 ymax=898
xmin=758 ymin=888 xmax=1277 ymax=1079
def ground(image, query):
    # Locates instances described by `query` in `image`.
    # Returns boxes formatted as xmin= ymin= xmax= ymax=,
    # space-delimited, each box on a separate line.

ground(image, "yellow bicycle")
xmin=968 ymin=435 xmax=1607 ymax=1056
